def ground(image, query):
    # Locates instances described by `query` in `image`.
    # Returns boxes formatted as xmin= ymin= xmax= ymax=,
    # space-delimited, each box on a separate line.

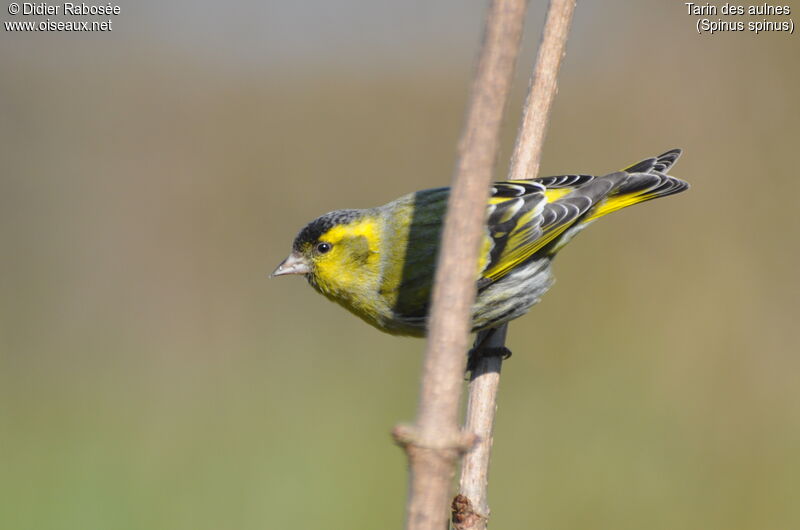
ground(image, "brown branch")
xmin=454 ymin=2 xmax=576 ymax=529
xmin=393 ymin=1 xmax=527 ymax=530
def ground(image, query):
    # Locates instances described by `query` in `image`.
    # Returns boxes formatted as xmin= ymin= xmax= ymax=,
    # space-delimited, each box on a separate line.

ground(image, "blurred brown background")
xmin=1 ymin=1 xmax=798 ymax=529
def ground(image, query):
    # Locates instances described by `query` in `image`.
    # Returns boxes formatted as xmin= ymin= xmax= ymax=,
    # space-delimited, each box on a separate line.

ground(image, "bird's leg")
xmin=466 ymin=324 xmax=512 ymax=374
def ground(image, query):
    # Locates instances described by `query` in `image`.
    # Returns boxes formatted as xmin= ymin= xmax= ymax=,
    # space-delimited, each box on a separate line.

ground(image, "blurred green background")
xmin=1 ymin=1 xmax=798 ymax=529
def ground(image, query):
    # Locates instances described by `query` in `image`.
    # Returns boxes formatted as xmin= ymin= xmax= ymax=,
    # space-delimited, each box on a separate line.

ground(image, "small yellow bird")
xmin=273 ymin=149 xmax=688 ymax=342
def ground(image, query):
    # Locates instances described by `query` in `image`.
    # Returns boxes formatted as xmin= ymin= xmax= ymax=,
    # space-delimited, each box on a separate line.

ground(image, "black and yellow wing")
xmin=478 ymin=149 xmax=688 ymax=287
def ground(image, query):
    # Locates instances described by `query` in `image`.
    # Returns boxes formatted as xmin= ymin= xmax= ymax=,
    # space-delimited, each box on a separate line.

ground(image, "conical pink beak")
xmin=270 ymin=251 xmax=311 ymax=278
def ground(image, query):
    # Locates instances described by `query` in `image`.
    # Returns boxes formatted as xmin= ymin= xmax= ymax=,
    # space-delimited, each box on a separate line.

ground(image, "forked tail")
xmin=583 ymin=149 xmax=689 ymax=222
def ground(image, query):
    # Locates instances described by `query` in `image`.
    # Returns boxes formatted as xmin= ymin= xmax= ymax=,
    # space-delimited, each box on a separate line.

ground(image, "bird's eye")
xmin=316 ymin=242 xmax=332 ymax=254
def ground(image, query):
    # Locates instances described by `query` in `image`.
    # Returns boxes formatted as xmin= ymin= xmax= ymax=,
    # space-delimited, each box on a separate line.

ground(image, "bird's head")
xmin=271 ymin=209 xmax=381 ymax=297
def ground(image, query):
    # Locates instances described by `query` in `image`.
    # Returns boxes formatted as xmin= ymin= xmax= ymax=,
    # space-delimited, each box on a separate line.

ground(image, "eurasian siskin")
xmin=272 ymin=150 xmax=688 ymax=337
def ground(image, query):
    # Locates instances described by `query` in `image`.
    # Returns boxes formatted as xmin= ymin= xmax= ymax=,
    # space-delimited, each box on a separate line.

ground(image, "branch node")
xmin=451 ymin=494 xmax=487 ymax=530
xmin=458 ymin=431 xmax=480 ymax=453
xmin=392 ymin=424 xmax=479 ymax=454
xmin=391 ymin=424 xmax=419 ymax=448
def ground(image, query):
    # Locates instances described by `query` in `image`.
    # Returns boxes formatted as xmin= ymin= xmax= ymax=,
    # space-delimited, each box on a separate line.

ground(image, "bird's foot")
xmin=466 ymin=345 xmax=512 ymax=375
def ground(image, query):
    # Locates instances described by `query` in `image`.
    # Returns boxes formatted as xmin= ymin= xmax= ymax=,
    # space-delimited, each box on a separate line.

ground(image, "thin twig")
xmin=455 ymin=1 xmax=576 ymax=529
xmin=508 ymin=0 xmax=577 ymax=182
xmin=392 ymin=2 xmax=527 ymax=530
xmin=455 ymin=325 xmax=506 ymax=530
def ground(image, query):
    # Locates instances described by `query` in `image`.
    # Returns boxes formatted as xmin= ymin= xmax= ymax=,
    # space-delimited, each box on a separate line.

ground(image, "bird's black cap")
xmin=293 ymin=209 xmax=362 ymax=251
